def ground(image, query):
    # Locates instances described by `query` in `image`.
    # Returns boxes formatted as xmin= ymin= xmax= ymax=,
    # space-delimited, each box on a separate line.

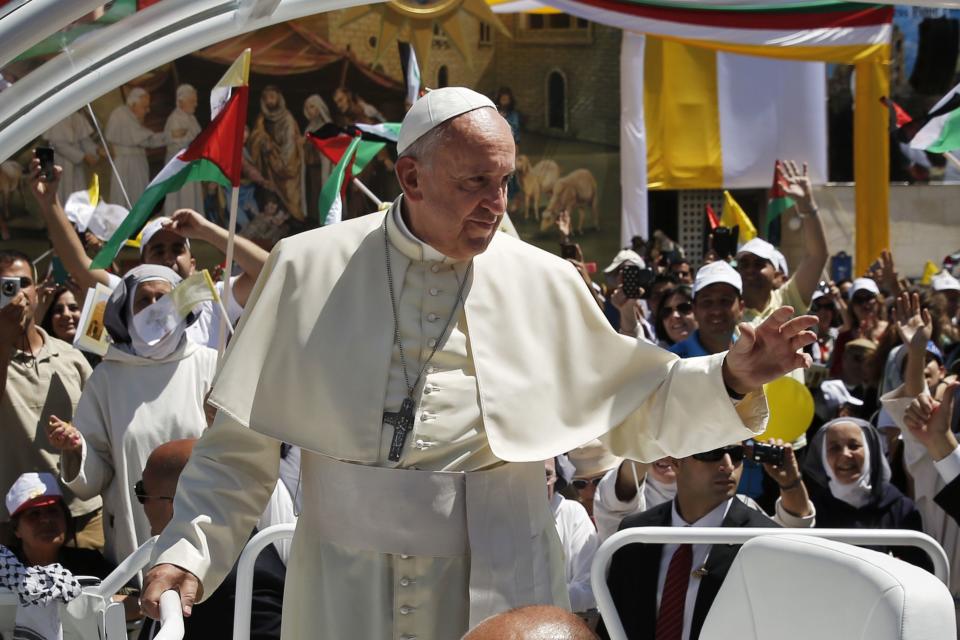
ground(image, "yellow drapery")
xmin=645 ymin=33 xmax=890 ymax=274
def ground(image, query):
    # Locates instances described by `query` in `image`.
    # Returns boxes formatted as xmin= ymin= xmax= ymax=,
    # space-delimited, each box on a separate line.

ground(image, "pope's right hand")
xmin=142 ymin=564 xmax=204 ymax=619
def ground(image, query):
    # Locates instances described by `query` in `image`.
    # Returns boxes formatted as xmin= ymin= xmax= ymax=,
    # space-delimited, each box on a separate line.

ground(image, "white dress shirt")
xmin=550 ymin=493 xmax=600 ymax=612
xmin=656 ymin=498 xmax=734 ymax=640
xmin=934 ymin=445 xmax=960 ymax=485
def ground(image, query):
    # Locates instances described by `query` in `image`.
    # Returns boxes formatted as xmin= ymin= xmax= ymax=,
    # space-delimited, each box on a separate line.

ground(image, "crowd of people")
xmin=1 ymin=89 xmax=958 ymax=640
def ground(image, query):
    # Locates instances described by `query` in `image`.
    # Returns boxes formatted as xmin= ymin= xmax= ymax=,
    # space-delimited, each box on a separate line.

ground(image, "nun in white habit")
xmin=51 ymin=265 xmax=218 ymax=567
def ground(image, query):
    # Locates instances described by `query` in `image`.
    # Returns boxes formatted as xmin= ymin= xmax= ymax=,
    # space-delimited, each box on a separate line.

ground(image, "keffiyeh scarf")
xmin=0 ymin=545 xmax=82 ymax=640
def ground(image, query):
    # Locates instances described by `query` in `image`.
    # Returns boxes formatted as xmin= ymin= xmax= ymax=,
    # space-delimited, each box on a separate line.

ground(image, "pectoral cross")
xmin=384 ymin=396 xmax=416 ymax=462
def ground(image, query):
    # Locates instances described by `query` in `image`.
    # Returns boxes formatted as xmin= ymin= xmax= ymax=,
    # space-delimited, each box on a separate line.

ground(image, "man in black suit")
xmin=602 ymin=444 xmax=779 ymax=640
xmin=137 ymin=439 xmax=285 ymax=640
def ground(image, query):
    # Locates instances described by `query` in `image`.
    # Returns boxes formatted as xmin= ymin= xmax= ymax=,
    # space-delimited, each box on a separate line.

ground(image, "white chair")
xmin=700 ymin=534 xmax=957 ymax=640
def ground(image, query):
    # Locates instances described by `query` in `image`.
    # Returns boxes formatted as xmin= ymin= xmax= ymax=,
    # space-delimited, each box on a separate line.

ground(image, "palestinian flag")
xmin=398 ymin=42 xmax=422 ymax=107
xmin=90 ymin=49 xmax=250 ymax=269
xmin=909 ymin=83 xmax=960 ymax=154
xmin=306 ymin=122 xmax=400 ymax=174
xmin=317 ymin=136 xmax=362 ymax=226
xmin=765 ymin=160 xmax=796 ymax=235
xmin=705 ymin=203 xmax=720 ymax=230
xmin=307 ymin=122 xmax=400 ymax=224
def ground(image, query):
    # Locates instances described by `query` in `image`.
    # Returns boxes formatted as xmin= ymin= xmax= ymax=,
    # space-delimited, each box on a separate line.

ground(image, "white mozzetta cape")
xmin=208 ymin=204 xmax=768 ymax=464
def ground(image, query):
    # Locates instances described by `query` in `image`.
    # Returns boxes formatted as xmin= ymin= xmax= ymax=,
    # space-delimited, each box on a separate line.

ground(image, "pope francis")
xmin=142 ymin=87 xmax=817 ymax=638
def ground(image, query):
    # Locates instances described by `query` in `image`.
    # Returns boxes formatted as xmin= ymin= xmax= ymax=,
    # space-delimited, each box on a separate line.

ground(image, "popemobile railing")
xmin=233 ymin=524 xmax=297 ymax=640
xmin=590 ymin=527 xmax=951 ymax=640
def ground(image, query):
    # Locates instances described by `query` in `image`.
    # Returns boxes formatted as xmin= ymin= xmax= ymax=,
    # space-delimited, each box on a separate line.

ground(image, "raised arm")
xmin=895 ymin=292 xmax=933 ymax=398
xmin=28 ymin=156 xmax=113 ymax=290
xmin=779 ymin=161 xmax=828 ymax=304
xmin=164 ymin=209 xmax=269 ymax=307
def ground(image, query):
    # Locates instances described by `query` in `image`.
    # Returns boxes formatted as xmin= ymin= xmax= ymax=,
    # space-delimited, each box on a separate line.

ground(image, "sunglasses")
xmin=661 ymin=302 xmax=693 ymax=316
xmin=134 ymin=480 xmax=174 ymax=505
xmin=572 ymin=477 xmax=602 ymax=490
xmin=691 ymin=445 xmax=745 ymax=464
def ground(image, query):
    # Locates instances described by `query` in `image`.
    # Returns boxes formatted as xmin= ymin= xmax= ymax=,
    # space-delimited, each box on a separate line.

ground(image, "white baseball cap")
xmin=736 ymin=238 xmax=777 ymax=263
xmin=140 ymin=217 xmax=189 ymax=257
xmin=6 ymin=472 xmax=62 ymax=518
xmin=819 ymin=379 xmax=864 ymax=414
xmin=932 ymin=271 xmax=960 ymax=293
xmin=772 ymin=249 xmax=789 ymax=276
xmin=397 ymin=87 xmax=496 ymax=156
xmin=693 ymin=260 xmax=742 ymax=297
xmin=848 ymin=277 xmax=880 ymax=300
xmin=604 ymin=249 xmax=645 ymax=273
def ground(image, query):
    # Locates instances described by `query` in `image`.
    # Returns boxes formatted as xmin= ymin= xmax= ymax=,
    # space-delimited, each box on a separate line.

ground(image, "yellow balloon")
xmin=758 ymin=376 xmax=815 ymax=443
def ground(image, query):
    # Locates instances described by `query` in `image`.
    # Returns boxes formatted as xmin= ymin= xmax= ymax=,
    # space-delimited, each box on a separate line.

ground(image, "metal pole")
xmin=155 ymin=590 xmax=185 ymax=640
xmin=233 ymin=524 xmax=296 ymax=640
xmin=218 ymin=185 xmax=241 ymax=360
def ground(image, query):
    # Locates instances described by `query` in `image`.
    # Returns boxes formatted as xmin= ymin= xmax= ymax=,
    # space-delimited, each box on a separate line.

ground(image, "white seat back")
xmin=699 ymin=534 xmax=957 ymax=640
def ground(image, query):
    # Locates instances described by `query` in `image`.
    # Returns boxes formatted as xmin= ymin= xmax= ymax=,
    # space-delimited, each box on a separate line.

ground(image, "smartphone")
xmin=560 ymin=243 xmax=578 ymax=260
xmin=0 ymin=276 xmax=20 ymax=308
xmin=712 ymin=226 xmax=739 ymax=260
xmin=622 ymin=265 xmax=654 ymax=299
xmin=751 ymin=442 xmax=785 ymax=467
xmin=36 ymin=146 xmax=55 ymax=183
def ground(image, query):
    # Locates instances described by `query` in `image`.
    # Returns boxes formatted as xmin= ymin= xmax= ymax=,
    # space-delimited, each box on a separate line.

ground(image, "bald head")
xmin=463 ymin=606 xmax=598 ymax=640
xmin=143 ymin=439 xmax=196 ymax=488
xmin=141 ymin=439 xmax=195 ymax=535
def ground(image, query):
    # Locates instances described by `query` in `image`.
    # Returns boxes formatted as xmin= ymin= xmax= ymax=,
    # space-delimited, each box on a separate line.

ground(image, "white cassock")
xmin=104 ymin=105 xmax=165 ymax=205
xmin=61 ymin=342 xmax=217 ymax=567
xmin=152 ymin=198 xmax=769 ymax=639
xmin=550 ymin=493 xmax=599 ymax=612
xmin=44 ymin=112 xmax=98 ymax=203
xmin=162 ymin=108 xmax=203 ymax=215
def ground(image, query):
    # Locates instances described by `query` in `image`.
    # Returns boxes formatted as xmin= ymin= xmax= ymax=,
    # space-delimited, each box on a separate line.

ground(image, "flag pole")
xmin=351 ymin=177 xmax=382 ymax=208
xmin=217 ymin=185 xmax=241 ymax=359
xmin=944 ymin=151 xmax=960 ymax=173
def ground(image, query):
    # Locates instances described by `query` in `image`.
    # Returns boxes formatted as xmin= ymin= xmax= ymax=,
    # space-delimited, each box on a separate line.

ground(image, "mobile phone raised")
xmin=0 ymin=276 xmax=21 ymax=308
xmin=36 ymin=146 xmax=55 ymax=183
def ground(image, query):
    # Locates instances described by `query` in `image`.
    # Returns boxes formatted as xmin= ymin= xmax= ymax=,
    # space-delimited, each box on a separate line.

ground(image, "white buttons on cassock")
xmin=430 ymin=264 xmax=440 ymax=273
xmin=401 ymin=635 xmax=417 ymax=639
xmin=399 ymin=577 xmax=412 ymax=587
xmin=400 ymin=554 xmax=411 ymax=559
xmin=427 ymin=338 xmax=437 ymax=347
xmin=429 ymin=288 xmax=439 ymax=296
xmin=399 ymin=605 xmax=415 ymax=615
xmin=427 ymin=313 xmax=438 ymax=322
xmin=423 ymin=385 xmax=433 ymax=395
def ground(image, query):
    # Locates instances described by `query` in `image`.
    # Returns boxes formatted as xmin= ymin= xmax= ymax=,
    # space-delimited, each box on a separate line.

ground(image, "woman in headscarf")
xmin=803 ymin=417 xmax=931 ymax=570
xmin=46 ymin=265 xmax=217 ymax=566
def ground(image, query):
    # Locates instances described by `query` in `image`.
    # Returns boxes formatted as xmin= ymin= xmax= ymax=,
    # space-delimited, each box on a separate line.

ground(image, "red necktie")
xmin=655 ymin=543 xmax=693 ymax=640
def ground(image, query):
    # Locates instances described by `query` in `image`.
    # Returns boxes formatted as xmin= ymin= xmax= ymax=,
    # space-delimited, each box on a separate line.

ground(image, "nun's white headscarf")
xmin=804 ymin=417 xmax=891 ymax=509
xmin=103 ymin=265 xmax=195 ymax=359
